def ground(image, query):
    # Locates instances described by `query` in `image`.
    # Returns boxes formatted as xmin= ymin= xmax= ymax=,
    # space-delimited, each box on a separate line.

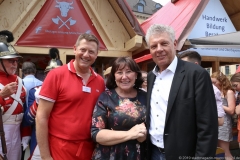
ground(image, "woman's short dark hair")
xmin=22 ymin=62 xmax=36 ymax=75
xmin=106 ymin=57 xmax=143 ymax=90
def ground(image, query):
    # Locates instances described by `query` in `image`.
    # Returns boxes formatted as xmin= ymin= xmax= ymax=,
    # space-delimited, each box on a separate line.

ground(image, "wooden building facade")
xmin=0 ymin=0 xmax=148 ymax=77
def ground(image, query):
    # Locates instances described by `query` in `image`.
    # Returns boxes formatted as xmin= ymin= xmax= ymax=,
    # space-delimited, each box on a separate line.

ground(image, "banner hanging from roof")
xmin=16 ymin=0 xmax=107 ymax=50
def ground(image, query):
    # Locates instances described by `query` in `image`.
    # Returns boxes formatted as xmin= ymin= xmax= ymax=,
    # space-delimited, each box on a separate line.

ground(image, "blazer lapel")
xmin=165 ymin=59 xmax=185 ymax=124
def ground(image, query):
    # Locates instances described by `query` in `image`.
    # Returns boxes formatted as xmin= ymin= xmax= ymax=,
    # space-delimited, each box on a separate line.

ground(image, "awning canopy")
xmin=134 ymin=53 xmax=152 ymax=63
xmin=189 ymin=31 xmax=240 ymax=46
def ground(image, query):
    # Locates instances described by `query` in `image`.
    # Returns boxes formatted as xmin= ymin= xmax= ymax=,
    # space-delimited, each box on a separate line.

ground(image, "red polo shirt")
xmin=39 ymin=60 xmax=105 ymax=141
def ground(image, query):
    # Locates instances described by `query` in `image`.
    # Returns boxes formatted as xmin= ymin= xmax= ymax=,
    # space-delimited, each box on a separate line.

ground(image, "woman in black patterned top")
xmin=91 ymin=57 xmax=147 ymax=160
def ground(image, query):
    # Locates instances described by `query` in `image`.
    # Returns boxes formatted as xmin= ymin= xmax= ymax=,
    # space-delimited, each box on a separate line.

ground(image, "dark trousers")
xmin=21 ymin=147 xmax=25 ymax=160
xmin=151 ymin=144 xmax=166 ymax=160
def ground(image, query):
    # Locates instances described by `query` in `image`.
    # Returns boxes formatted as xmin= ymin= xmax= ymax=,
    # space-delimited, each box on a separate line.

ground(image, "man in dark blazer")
xmin=145 ymin=24 xmax=218 ymax=160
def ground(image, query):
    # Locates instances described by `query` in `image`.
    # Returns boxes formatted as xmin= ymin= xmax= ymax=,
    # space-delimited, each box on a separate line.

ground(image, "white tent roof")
xmin=188 ymin=31 xmax=240 ymax=48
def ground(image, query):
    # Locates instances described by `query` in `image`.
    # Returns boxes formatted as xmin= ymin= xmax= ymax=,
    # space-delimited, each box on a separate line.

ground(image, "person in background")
xmin=91 ymin=57 xmax=147 ymax=160
xmin=21 ymin=62 xmax=43 ymax=159
xmin=23 ymin=58 xmax=62 ymax=160
xmin=22 ymin=62 xmax=42 ymax=107
xmin=36 ymin=33 xmax=105 ymax=160
xmin=0 ymin=30 xmax=27 ymax=160
xmin=231 ymin=69 xmax=240 ymax=146
xmin=178 ymin=50 xmax=225 ymax=125
xmin=145 ymin=24 xmax=218 ymax=160
xmin=211 ymin=71 xmax=235 ymax=160
xmin=140 ymin=71 xmax=147 ymax=92
xmin=230 ymin=73 xmax=240 ymax=149
xmin=103 ymin=66 xmax=112 ymax=83
xmin=48 ymin=48 xmax=63 ymax=66
xmin=45 ymin=48 xmax=64 ymax=77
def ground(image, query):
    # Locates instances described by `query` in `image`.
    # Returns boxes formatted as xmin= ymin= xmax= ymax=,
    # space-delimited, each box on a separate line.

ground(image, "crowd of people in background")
xmin=0 ymin=23 xmax=240 ymax=160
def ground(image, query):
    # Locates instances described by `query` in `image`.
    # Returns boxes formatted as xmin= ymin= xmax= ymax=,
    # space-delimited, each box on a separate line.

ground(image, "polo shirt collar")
xmin=67 ymin=59 xmax=98 ymax=77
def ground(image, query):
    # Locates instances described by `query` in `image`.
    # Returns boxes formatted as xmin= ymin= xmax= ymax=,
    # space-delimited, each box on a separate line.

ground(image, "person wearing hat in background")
xmin=104 ymin=66 xmax=112 ymax=82
xmin=23 ymin=57 xmax=63 ymax=160
xmin=48 ymin=48 xmax=63 ymax=66
xmin=44 ymin=47 xmax=63 ymax=76
xmin=0 ymin=30 xmax=28 ymax=160
xmin=103 ymin=66 xmax=112 ymax=91
xmin=36 ymin=33 xmax=105 ymax=160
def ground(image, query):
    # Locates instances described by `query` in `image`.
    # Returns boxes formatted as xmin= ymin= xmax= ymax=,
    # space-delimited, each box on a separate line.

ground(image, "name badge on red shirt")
xmin=82 ymin=86 xmax=91 ymax=93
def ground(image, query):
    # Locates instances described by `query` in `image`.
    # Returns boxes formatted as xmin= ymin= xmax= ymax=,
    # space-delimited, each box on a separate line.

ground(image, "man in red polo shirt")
xmin=36 ymin=33 xmax=105 ymax=160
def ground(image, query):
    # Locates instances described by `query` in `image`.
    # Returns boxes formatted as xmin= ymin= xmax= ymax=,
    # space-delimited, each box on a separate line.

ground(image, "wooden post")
xmin=212 ymin=60 xmax=219 ymax=72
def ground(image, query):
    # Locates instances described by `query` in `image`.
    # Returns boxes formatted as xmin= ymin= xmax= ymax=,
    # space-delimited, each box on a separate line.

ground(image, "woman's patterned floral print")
xmin=91 ymin=89 xmax=147 ymax=160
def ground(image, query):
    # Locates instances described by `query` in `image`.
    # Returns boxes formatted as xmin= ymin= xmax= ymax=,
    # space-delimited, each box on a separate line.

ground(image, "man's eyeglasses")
xmin=232 ymin=84 xmax=238 ymax=88
xmin=7 ymin=59 xmax=20 ymax=64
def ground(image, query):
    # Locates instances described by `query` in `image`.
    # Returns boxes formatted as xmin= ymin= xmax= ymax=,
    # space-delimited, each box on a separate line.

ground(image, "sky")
xmin=152 ymin=0 xmax=171 ymax=6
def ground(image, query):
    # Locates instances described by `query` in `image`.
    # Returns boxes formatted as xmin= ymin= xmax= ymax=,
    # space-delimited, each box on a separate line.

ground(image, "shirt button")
xmin=157 ymin=140 xmax=159 ymax=142
xmin=156 ymin=128 xmax=158 ymax=130
xmin=160 ymin=78 xmax=162 ymax=80
xmin=157 ymin=115 xmax=159 ymax=117
xmin=156 ymin=102 xmax=158 ymax=104
xmin=157 ymin=89 xmax=159 ymax=92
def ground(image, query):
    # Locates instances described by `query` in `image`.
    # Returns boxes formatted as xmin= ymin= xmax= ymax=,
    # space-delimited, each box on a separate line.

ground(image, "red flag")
xmin=16 ymin=0 xmax=107 ymax=50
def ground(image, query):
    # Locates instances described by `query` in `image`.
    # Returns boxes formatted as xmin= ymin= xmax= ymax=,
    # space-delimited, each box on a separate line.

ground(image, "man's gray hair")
xmin=22 ymin=62 xmax=36 ymax=75
xmin=145 ymin=24 xmax=175 ymax=46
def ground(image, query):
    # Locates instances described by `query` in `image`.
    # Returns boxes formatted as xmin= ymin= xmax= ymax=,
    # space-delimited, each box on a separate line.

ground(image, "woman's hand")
xmin=137 ymin=134 xmax=146 ymax=142
xmin=128 ymin=123 xmax=147 ymax=141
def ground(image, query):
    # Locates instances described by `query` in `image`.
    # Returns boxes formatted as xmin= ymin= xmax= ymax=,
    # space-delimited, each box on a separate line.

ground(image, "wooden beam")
xmin=124 ymin=35 xmax=142 ymax=52
xmin=108 ymin=0 xmax=137 ymax=37
xmin=212 ymin=61 xmax=219 ymax=72
xmin=132 ymin=41 xmax=148 ymax=55
xmin=15 ymin=46 xmax=73 ymax=55
xmin=202 ymin=56 xmax=218 ymax=62
xmin=9 ymin=0 xmax=39 ymax=33
xmin=219 ymin=57 xmax=240 ymax=63
xmin=98 ymin=50 xmax=131 ymax=57
xmin=81 ymin=0 xmax=114 ymax=48
xmin=59 ymin=52 xmax=67 ymax=65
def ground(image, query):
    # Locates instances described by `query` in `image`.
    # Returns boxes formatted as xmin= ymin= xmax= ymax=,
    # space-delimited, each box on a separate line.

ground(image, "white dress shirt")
xmin=149 ymin=56 xmax=178 ymax=148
